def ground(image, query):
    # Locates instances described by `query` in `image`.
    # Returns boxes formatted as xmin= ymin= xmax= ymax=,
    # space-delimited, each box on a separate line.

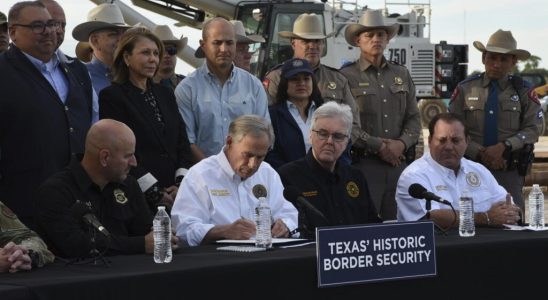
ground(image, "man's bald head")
xmin=202 ymin=17 xmax=233 ymax=40
xmin=85 ymin=119 xmax=134 ymax=155
xmin=38 ymin=0 xmax=65 ymax=48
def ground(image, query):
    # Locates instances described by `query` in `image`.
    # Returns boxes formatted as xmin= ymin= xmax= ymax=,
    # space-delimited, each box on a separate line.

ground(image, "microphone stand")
xmin=425 ymin=199 xmax=449 ymax=236
xmin=67 ymin=224 xmax=111 ymax=267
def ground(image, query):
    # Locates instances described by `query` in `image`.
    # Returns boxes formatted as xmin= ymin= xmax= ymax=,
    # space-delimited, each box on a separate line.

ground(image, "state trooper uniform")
xmin=449 ymin=29 xmax=541 ymax=208
xmin=0 ymin=201 xmax=54 ymax=268
xmin=449 ymin=73 xmax=540 ymax=207
xmin=339 ymin=9 xmax=421 ymax=220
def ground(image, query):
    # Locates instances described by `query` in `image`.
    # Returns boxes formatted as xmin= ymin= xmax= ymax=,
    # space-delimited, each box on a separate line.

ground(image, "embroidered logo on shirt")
xmin=114 ymin=189 xmax=128 ymax=204
xmin=346 ymin=181 xmax=360 ymax=198
xmin=210 ymin=189 xmax=230 ymax=197
xmin=252 ymin=184 xmax=267 ymax=199
xmin=465 ymin=172 xmax=481 ymax=187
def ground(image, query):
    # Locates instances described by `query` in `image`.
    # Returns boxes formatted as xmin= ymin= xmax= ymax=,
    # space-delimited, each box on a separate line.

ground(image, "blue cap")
xmin=281 ymin=58 xmax=314 ymax=79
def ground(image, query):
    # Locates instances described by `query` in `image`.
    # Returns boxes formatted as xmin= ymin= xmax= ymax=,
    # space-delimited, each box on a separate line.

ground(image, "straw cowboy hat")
xmin=344 ymin=9 xmax=399 ymax=47
xmin=230 ymin=20 xmax=265 ymax=44
xmin=75 ymin=41 xmax=93 ymax=63
xmin=153 ymin=25 xmax=188 ymax=53
xmin=278 ymin=13 xmax=334 ymax=40
xmin=72 ymin=3 xmax=130 ymax=42
xmin=473 ymin=29 xmax=530 ymax=60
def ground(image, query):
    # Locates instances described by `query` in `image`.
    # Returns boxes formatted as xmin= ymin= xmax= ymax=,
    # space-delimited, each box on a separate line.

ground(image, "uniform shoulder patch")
xmin=262 ymin=78 xmax=270 ymax=89
xmin=450 ymin=87 xmax=460 ymax=104
xmin=528 ymin=87 xmax=540 ymax=105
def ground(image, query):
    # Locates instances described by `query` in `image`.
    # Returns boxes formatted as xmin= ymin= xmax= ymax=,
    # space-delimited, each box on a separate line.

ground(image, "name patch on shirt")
xmin=435 ymin=185 xmax=448 ymax=192
xmin=303 ymin=190 xmax=318 ymax=197
xmin=359 ymin=82 xmax=369 ymax=87
xmin=210 ymin=189 xmax=230 ymax=197
xmin=467 ymin=96 xmax=479 ymax=101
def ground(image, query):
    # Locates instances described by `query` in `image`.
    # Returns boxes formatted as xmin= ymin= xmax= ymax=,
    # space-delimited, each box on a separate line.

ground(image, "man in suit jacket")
xmin=0 ymin=1 xmax=93 ymax=229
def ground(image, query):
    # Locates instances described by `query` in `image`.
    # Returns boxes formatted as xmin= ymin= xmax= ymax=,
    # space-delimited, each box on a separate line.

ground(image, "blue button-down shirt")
xmin=86 ymin=56 xmax=111 ymax=95
xmin=24 ymin=51 xmax=68 ymax=103
xmin=175 ymin=64 xmax=269 ymax=157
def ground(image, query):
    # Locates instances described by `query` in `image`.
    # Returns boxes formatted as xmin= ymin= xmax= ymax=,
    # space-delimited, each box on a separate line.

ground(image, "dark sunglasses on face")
xmin=165 ymin=47 xmax=177 ymax=56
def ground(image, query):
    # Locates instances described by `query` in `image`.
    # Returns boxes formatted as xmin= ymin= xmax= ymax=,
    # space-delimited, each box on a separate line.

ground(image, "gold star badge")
xmin=346 ymin=181 xmax=360 ymax=198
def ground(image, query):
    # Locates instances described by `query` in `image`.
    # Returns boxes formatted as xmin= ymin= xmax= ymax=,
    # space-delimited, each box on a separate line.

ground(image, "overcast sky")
xmin=1 ymin=0 xmax=546 ymax=76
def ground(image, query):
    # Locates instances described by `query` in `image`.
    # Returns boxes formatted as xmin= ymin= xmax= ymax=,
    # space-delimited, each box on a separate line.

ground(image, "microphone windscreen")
xmin=283 ymin=186 xmax=300 ymax=202
xmin=408 ymin=183 xmax=427 ymax=199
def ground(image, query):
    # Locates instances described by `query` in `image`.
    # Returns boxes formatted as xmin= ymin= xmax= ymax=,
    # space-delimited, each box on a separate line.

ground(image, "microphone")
xmin=72 ymin=201 xmax=111 ymax=237
xmin=408 ymin=183 xmax=451 ymax=206
xmin=283 ymin=186 xmax=329 ymax=225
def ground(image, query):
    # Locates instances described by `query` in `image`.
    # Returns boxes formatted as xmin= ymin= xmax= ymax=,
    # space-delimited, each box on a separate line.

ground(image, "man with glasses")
xmin=72 ymin=3 xmax=129 ymax=94
xmin=340 ymin=9 xmax=421 ymax=220
xmin=0 ymin=1 xmax=94 ymax=229
xmin=0 ymin=11 xmax=8 ymax=53
xmin=152 ymin=25 xmax=187 ymax=92
xmin=278 ymin=102 xmax=381 ymax=238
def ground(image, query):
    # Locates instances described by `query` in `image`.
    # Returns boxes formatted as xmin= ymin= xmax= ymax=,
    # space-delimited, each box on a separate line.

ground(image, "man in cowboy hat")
xmin=0 ymin=1 xmax=94 ymax=229
xmin=152 ymin=25 xmax=188 ymax=92
xmin=175 ymin=17 xmax=269 ymax=161
xmin=0 ymin=11 xmax=8 ymax=53
xmin=230 ymin=20 xmax=264 ymax=72
xmin=449 ymin=29 xmax=541 ymax=210
xmin=339 ymin=9 xmax=421 ymax=220
xmin=263 ymin=14 xmax=360 ymax=138
xmin=72 ymin=3 xmax=130 ymax=94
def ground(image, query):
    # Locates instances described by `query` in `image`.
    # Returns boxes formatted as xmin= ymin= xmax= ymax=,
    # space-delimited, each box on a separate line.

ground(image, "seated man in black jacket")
xmin=36 ymin=119 xmax=177 ymax=258
xmin=278 ymin=102 xmax=381 ymax=238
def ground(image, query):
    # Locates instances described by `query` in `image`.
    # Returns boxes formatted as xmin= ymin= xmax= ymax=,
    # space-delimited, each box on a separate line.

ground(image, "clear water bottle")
xmin=255 ymin=197 xmax=272 ymax=248
xmin=459 ymin=190 xmax=475 ymax=237
xmin=528 ymin=184 xmax=545 ymax=229
xmin=153 ymin=206 xmax=172 ymax=263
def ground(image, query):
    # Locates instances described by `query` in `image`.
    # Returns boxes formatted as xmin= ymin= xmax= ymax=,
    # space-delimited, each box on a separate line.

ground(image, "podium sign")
xmin=316 ymin=221 xmax=436 ymax=287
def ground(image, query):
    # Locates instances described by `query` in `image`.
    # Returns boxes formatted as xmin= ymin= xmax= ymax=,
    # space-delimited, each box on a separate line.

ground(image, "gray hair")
xmin=311 ymin=101 xmax=353 ymax=136
xmin=228 ymin=115 xmax=274 ymax=147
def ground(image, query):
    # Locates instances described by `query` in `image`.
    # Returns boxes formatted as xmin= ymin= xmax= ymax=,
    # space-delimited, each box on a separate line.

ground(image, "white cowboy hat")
xmin=153 ymin=25 xmax=188 ymax=53
xmin=230 ymin=20 xmax=265 ymax=43
xmin=473 ymin=29 xmax=530 ymax=60
xmin=75 ymin=41 xmax=93 ymax=63
xmin=344 ymin=9 xmax=399 ymax=46
xmin=72 ymin=3 xmax=130 ymax=42
xmin=278 ymin=13 xmax=334 ymax=40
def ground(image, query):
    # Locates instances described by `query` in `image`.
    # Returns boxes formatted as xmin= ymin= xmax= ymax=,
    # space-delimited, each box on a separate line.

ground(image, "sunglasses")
xmin=165 ymin=46 xmax=177 ymax=56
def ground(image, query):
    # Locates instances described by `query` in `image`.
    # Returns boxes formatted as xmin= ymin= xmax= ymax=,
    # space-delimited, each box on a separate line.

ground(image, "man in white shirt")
xmin=171 ymin=115 xmax=298 ymax=246
xmin=396 ymin=113 xmax=521 ymax=228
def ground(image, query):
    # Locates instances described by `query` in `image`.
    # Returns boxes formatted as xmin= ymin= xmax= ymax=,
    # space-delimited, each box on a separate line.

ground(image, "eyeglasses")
xmin=12 ymin=21 xmax=61 ymax=34
xmin=312 ymin=129 xmax=348 ymax=143
xmin=165 ymin=46 xmax=177 ymax=56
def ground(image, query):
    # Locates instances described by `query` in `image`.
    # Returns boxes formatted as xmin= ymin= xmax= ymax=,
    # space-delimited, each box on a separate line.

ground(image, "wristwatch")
xmin=503 ymin=140 xmax=512 ymax=151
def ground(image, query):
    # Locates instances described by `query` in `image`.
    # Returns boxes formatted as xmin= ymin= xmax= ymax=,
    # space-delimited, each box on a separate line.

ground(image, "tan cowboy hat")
xmin=279 ymin=13 xmax=334 ymax=40
xmin=473 ymin=29 xmax=530 ymax=60
xmin=230 ymin=20 xmax=265 ymax=43
xmin=75 ymin=41 xmax=93 ymax=63
xmin=72 ymin=3 xmax=130 ymax=42
xmin=153 ymin=25 xmax=188 ymax=53
xmin=344 ymin=9 xmax=399 ymax=46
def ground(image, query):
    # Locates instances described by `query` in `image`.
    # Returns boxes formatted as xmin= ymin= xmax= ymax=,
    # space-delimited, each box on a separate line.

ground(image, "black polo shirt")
xmin=278 ymin=150 xmax=381 ymax=237
xmin=36 ymin=157 xmax=153 ymax=258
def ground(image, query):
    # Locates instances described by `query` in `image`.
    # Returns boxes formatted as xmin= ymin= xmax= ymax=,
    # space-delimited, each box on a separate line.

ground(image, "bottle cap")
xmin=158 ymin=206 xmax=166 ymax=210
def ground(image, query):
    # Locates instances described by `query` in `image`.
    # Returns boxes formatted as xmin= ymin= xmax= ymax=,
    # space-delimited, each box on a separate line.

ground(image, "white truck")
xmin=91 ymin=0 xmax=469 ymax=125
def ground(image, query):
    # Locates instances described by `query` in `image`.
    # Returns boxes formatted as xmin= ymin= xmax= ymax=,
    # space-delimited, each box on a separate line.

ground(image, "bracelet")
xmin=484 ymin=212 xmax=490 ymax=226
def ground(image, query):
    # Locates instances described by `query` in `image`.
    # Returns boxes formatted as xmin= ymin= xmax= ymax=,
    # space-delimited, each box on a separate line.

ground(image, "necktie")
xmin=483 ymin=80 xmax=498 ymax=146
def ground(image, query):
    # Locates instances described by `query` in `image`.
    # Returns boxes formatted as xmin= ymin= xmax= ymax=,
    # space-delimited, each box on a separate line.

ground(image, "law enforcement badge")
xmin=465 ymin=172 xmax=481 ymax=187
xmin=252 ymin=184 xmax=268 ymax=199
xmin=394 ymin=76 xmax=403 ymax=85
xmin=511 ymin=94 xmax=519 ymax=102
xmin=114 ymin=188 xmax=128 ymax=204
xmin=346 ymin=181 xmax=359 ymax=198
xmin=327 ymin=82 xmax=337 ymax=90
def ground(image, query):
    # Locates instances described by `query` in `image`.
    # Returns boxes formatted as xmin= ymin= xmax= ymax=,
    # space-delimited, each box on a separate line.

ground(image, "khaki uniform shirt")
xmin=339 ymin=57 xmax=421 ymax=152
xmin=449 ymin=73 xmax=541 ymax=160
xmin=264 ymin=63 xmax=362 ymax=143
xmin=0 ymin=201 xmax=54 ymax=267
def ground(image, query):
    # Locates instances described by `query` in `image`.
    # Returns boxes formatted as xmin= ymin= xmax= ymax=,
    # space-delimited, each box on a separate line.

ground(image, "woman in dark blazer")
xmin=99 ymin=27 xmax=193 ymax=211
xmin=266 ymin=58 xmax=323 ymax=169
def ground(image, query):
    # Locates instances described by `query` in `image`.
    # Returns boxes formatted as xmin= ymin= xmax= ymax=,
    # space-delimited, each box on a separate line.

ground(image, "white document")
xmin=503 ymin=224 xmax=548 ymax=231
xmin=216 ymin=238 xmax=307 ymax=244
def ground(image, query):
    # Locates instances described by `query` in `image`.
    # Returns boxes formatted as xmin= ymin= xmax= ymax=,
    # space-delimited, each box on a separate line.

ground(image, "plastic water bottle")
xmin=459 ymin=190 xmax=475 ymax=237
xmin=153 ymin=206 xmax=172 ymax=263
xmin=528 ymin=184 xmax=545 ymax=229
xmin=255 ymin=197 xmax=272 ymax=248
